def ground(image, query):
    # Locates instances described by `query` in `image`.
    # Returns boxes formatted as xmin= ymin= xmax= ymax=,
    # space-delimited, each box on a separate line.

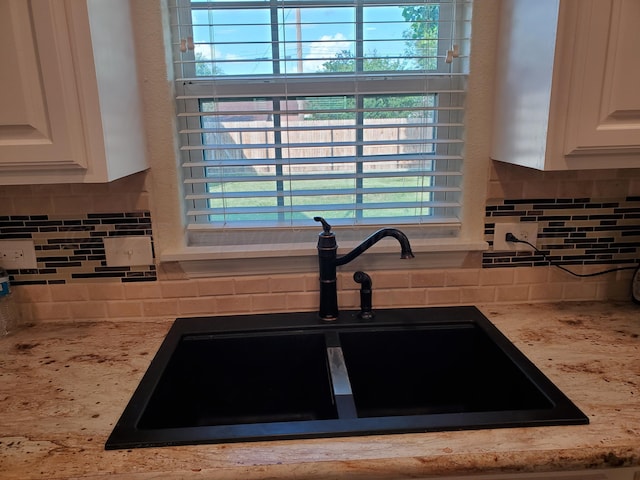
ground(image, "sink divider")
xmin=325 ymin=332 xmax=358 ymax=419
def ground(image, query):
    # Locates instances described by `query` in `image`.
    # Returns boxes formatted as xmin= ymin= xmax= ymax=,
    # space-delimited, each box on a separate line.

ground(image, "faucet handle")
xmin=314 ymin=217 xmax=332 ymax=234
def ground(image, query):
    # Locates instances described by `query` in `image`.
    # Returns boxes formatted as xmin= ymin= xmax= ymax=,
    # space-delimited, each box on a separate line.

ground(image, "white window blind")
xmin=170 ymin=0 xmax=472 ymax=237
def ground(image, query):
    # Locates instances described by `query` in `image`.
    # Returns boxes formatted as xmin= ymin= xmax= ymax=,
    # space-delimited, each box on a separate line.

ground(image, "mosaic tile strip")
xmin=483 ymin=196 xmax=640 ymax=269
xmin=0 ymin=212 xmax=156 ymax=285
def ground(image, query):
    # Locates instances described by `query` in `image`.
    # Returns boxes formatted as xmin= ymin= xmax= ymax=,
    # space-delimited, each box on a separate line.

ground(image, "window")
xmin=170 ymin=0 xmax=471 ymax=245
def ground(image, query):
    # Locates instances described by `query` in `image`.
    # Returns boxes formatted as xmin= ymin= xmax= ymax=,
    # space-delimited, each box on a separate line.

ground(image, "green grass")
xmin=205 ymin=176 xmax=432 ymax=222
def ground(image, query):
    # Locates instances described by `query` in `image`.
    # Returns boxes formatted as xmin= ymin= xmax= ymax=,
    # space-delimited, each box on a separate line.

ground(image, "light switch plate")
xmin=104 ymin=237 xmax=154 ymax=267
xmin=0 ymin=240 xmax=38 ymax=269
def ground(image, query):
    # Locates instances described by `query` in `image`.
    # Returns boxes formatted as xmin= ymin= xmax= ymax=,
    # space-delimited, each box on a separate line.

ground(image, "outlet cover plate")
xmin=0 ymin=240 xmax=38 ymax=269
xmin=493 ymin=223 xmax=539 ymax=251
xmin=104 ymin=237 xmax=154 ymax=267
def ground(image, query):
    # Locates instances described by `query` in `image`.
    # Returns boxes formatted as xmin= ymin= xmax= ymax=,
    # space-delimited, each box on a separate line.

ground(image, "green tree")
xmin=195 ymin=52 xmax=224 ymax=76
xmin=401 ymin=5 xmax=440 ymax=70
xmin=308 ymin=50 xmax=409 ymax=119
xmin=309 ymin=50 xmax=428 ymax=119
xmin=319 ymin=50 xmax=355 ymax=73
xmin=319 ymin=49 xmax=407 ymax=73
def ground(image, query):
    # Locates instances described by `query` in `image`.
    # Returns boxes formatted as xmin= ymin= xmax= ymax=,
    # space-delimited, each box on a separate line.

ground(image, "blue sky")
xmin=191 ymin=6 xmax=414 ymax=75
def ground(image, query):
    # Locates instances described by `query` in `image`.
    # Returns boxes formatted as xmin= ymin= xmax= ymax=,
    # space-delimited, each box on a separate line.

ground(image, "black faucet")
xmin=314 ymin=217 xmax=414 ymax=321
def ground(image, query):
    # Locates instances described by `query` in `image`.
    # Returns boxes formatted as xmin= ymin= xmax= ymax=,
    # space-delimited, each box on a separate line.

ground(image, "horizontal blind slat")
xmin=175 ymin=90 xmax=466 ymax=101
xmin=180 ymin=139 xmax=463 ymax=152
xmin=186 ymin=185 xmax=461 ymax=200
xmin=183 ymin=156 xmax=463 ymax=167
xmin=183 ymin=161 xmax=462 ymax=171
xmin=179 ymin=122 xmax=463 ymax=134
xmin=183 ymin=169 xmax=463 ymax=183
xmin=187 ymin=201 xmax=461 ymax=216
xmin=177 ymin=107 xmax=464 ymax=118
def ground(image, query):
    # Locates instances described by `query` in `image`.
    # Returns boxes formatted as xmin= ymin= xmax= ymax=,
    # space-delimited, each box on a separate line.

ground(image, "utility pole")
xmin=296 ymin=8 xmax=303 ymax=73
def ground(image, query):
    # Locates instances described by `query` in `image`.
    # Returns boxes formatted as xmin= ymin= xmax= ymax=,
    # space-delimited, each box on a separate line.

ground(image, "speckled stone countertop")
xmin=0 ymin=301 xmax=639 ymax=480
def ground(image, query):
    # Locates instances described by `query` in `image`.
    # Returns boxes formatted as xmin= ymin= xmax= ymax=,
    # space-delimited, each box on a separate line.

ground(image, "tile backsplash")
xmin=3 ymin=198 xmax=638 ymax=288
xmin=0 ymin=212 xmax=156 ymax=285
xmin=1 ymin=167 xmax=639 ymax=323
xmin=484 ymin=196 xmax=640 ymax=268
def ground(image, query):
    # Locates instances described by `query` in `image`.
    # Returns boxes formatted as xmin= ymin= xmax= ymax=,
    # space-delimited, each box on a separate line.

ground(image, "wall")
xmin=1 ymin=164 xmax=639 ymax=324
xmin=1 ymin=0 xmax=639 ymax=325
xmin=486 ymin=164 xmax=640 ymax=269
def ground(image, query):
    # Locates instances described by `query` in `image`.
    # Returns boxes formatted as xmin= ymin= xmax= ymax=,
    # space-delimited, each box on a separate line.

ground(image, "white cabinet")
xmin=0 ymin=0 xmax=147 ymax=184
xmin=491 ymin=0 xmax=640 ymax=170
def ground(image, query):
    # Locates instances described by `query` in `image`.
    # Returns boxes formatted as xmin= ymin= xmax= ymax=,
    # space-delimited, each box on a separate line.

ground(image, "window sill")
xmin=159 ymin=239 xmax=489 ymax=278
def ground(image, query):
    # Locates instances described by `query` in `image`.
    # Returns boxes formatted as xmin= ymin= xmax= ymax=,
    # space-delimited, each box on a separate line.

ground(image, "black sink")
xmin=138 ymin=332 xmax=338 ymax=429
xmin=106 ymin=306 xmax=588 ymax=449
xmin=339 ymin=326 xmax=553 ymax=418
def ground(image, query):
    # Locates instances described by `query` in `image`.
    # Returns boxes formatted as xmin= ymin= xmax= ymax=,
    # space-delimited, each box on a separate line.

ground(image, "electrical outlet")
xmin=493 ymin=223 xmax=539 ymax=251
xmin=0 ymin=240 xmax=38 ymax=269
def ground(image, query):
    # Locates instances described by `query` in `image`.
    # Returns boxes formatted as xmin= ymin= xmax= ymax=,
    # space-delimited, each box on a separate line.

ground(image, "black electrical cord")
xmin=504 ymin=232 xmax=639 ymax=278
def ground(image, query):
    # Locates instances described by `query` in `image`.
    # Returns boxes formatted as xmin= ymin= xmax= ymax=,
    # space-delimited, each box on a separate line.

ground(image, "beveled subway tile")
xmin=426 ymin=288 xmax=460 ymax=305
xmin=106 ymin=301 xmax=144 ymax=318
xmin=495 ymin=285 xmax=529 ymax=303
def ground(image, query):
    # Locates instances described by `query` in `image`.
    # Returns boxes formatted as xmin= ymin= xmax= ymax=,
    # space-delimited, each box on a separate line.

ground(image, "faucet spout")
xmin=314 ymin=217 xmax=414 ymax=322
xmin=336 ymin=228 xmax=415 ymax=266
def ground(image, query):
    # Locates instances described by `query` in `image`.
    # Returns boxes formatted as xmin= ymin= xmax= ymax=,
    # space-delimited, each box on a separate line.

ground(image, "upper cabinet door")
xmin=0 ymin=1 xmax=87 ymax=172
xmin=0 ymin=0 xmax=148 ymax=184
xmin=491 ymin=0 xmax=640 ymax=170
xmin=564 ymin=0 xmax=640 ymax=157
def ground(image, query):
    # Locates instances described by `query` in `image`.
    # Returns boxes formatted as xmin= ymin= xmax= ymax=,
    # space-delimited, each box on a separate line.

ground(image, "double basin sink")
xmin=106 ymin=306 xmax=588 ymax=449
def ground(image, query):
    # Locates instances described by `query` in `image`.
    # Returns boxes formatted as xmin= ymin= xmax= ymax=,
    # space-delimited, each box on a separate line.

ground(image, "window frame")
xmin=134 ymin=0 xmax=494 ymax=270
xmin=172 ymin=0 xmax=469 ymax=238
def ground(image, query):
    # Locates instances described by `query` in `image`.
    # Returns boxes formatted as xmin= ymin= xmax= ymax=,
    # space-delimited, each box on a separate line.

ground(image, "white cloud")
xmin=304 ymin=33 xmax=351 ymax=72
xmin=194 ymin=44 xmax=215 ymax=59
xmin=195 ymin=33 xmax=353 ymax=74
xmin=194 ymin=45 xmax=240 ymax=61
xmin=224 ymin=53 xmax=242 ymax=61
